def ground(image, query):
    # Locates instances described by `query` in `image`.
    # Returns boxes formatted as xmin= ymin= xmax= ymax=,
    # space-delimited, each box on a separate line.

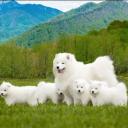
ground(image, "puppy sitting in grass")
xmin=36 ymin=81 xmax=62 ymax=104
xmin=72 ymin=79 xmax=91 ymax=105
xmin=0 ymin=81 xmax=38 ymax=106
xmin=90 ymin=81 xmax=127 ymax=106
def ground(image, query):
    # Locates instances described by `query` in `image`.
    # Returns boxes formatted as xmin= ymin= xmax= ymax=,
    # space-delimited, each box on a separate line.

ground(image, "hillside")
xmin=15 ymin=1 xmax=128 ymax=47
xmin=0 ymin=0 xmax=62 ymax=41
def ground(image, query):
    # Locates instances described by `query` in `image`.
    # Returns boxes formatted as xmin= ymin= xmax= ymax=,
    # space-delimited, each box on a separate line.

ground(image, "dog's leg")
xmin=38 ymin=97 xmax=47 ymax=104
xmin=6 ymin=101 xmax=14 ymax=106
xmin=51 ymin=95 xmax=58 ymax=104
xmin=74 ymin=98 xmax=79 ymax=105
xmin=82 ymin=99 xmax=89 ymax=106
xmin=64 ymin=95 xmax=73 ymax=105
xmin=28 ymin=99 xmax=38 ymax=106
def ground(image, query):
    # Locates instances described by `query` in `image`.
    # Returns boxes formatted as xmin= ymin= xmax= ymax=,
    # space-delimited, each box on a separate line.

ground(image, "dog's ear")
xmin=1 ymin=81 xmax=12 ymax=88
xmin=55 ymin=53 xmax=61 ymax=58
xmin=66 ymin=54 xmax=70 ymax=60
xmin=73 ymin=80 xmax=78 ymax=85
xmin=7 ymin=85 xmax=11 ymax=88
xmin=66 ymin=53 xmax=76 ymax=61
xmin=2 ymin=81 xmax=6 ymax=84
xmin=88 ymin=81 xmax=92 ymax=85
xmin=6 ymin=82 xmax=12 ymax=88
xmin=55 ymin=54 xmax=58 ymax=58
xmin=89 ymin=81 xmax=94 ymax=88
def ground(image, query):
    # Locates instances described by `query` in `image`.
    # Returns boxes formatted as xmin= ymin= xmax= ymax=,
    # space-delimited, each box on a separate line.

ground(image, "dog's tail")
xmin=94 ymin=56 xmax=114 ymax=71
xmin=37 ymin=81 xmax=46 ymax=87
xmin=93 ymin=56 xmax=118 ymax=86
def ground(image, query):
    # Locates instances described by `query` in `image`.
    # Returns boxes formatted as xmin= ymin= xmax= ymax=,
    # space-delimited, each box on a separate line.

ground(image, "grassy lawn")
xmin=0 ymin=75 xmax=127 ymax=128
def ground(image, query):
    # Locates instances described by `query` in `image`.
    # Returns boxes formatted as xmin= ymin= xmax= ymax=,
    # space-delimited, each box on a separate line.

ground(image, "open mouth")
xmin=91 ymin=92 xmax=97 ymax=97
xmin=57 ymin=68 xmax=65 ymax=73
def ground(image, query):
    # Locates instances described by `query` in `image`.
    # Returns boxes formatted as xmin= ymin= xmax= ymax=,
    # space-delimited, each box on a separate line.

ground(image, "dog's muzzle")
xmin=91 ymin=91 xmax=94 ymax=94
xmin=0 ymin=93 xmax=4 ymax=96
xmin=57 ymin=68 xmax=65 ymax=73
xmin=78 ymin=90 xmax=81 ymax=93
xmin=60 ymin=92 xmax=63 ymax=95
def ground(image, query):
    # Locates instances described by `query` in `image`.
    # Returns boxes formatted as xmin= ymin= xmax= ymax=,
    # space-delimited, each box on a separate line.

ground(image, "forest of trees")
xmin=0 ymin=20 xmax=127 ymax=79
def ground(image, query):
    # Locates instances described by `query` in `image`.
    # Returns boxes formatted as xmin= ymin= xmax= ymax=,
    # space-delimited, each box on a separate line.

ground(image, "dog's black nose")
xmin=60 ymin=92 xmax=63 ymax=95
xmin=57 ymin=66 xmax=59 ymax=69
xmin=78 ymin=90 xmax=80 ymax=92
xmin=92 ymin=91 xmax=94 ymax=94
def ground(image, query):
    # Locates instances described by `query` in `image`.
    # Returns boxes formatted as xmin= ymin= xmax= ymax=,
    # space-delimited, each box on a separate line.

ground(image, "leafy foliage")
xmin=0 ymin=20 xmax=127 ymax=78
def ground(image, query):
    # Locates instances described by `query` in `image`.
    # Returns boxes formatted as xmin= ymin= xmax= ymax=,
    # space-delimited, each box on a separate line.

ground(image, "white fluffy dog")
xmin=90 ymin=81 xmax=127 ymax=106
xmin=53 ymin=53 xmax=118 ymax=105
xmin=72 ymin=79 xmax=91 ymax=105
xmin=0 ymin=81 xmax=38 ymax=106
xmin=36 ymin=81 xmax=60 ymax=104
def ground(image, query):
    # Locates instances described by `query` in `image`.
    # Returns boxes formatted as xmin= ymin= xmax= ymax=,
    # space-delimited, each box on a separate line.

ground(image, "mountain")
xmin=0 ymin=0 xmax=62 ymax=41
xmin=14 ymin=1 xmax=128 ymax=47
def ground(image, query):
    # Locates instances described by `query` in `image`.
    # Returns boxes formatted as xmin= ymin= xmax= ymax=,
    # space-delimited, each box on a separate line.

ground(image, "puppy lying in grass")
xmin=90 ymin=81 xmax=127 ymax=106
xmin=0 ymin=81 xmax=38 ymax=106
xmin=72 ymin=79 xmax=91 ymax=105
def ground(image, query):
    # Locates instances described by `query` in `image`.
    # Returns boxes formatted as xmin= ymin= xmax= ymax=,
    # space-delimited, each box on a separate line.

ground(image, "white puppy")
xmin=56 ymin=87 xmax=65 ymax=103
xmin=0 ymin=81 xmax=38 ymax=106
xmin=36 ymin=81 xmax=60 ymax=104
xmin=72 ymin=79 xmax=91 ymax=105
xmin=53 ymin=53 xmax=118 ymax=105
xmin=90 ymin=81 xmax=127 ymax=106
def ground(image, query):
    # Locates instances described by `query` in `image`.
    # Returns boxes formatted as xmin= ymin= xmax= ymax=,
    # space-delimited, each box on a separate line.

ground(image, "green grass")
xmin=0 ymin=75 xmax=127 ymax=128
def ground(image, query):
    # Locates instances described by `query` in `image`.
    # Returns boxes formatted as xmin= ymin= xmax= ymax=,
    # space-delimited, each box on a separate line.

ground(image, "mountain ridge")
xmin=14 ymin=1 xmax=128 ymax=47
xmin=0 ymin=1 xmax=62 ymax=41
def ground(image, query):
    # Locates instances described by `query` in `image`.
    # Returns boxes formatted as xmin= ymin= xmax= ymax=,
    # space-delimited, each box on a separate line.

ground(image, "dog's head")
xmin=0 ymin=82 xmax=12 ymax=97
xmin=73 ymin=79 xmax=88 ymax=94
xmin=53 ymin=53 xmax=76 ymax=75
xmin=89 ymin=81 xmax=103 ymax=96
xmin=56 ymin=87 xmax=64 ymax=96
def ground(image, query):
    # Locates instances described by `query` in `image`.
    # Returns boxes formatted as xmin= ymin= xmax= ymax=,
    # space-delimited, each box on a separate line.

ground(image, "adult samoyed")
xmin=36 ymin=81 xmax=63 ymax=104
xmin=90 ymin=81 xmax=127 ymax=106
xmin=53 ymin=53 xmax=118 ymax=105
xmin=0 ymin=82 xmax=38 ymax=106
xmin=72 ymin=79 xmax=91 ymax=105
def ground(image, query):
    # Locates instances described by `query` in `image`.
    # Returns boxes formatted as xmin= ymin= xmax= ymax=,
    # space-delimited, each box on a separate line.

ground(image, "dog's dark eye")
xmin=62 ymin=63 xmax=65 ymax=64
xmin=4 ymin=89 xmax=6 ymax=91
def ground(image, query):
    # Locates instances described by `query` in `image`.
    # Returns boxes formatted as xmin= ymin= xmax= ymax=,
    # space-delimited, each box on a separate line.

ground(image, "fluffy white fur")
xmin=36 ymin=81 xmax=60 ymax=104
xmin=0 ymin=82 xmax=38 ymax=106
xmin=90 ymin=81 xmax=127 ymax=106
xmin=53 ymin=53 xmax=118 ymax=105
xmin=72 ymin=79 xmax=91 ymax=105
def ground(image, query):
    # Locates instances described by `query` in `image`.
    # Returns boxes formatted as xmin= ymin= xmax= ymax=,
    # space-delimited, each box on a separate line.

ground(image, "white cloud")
xmin=18 ymin=1 xmax=102 ymax=12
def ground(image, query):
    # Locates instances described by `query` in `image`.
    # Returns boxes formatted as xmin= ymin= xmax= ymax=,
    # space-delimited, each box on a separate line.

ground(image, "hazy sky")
xmin=18 ymin=1 xmax=102 ymax=12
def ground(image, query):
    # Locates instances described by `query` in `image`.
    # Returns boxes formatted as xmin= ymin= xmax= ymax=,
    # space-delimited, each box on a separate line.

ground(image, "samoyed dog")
xmin=0 ymin=82 xmax=38 ymax=106
xmin=36 ymin=81 xmax=63 ymax=104
xmin=56 ymin=86 xmax=65 ymax=103
xmin=90 ymin=81 xmax=127 ymax=106
xmin=72 ymin=79 xmax=91 ymax=105
xmin=53 ymin=53 xmax=118 ymax=105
